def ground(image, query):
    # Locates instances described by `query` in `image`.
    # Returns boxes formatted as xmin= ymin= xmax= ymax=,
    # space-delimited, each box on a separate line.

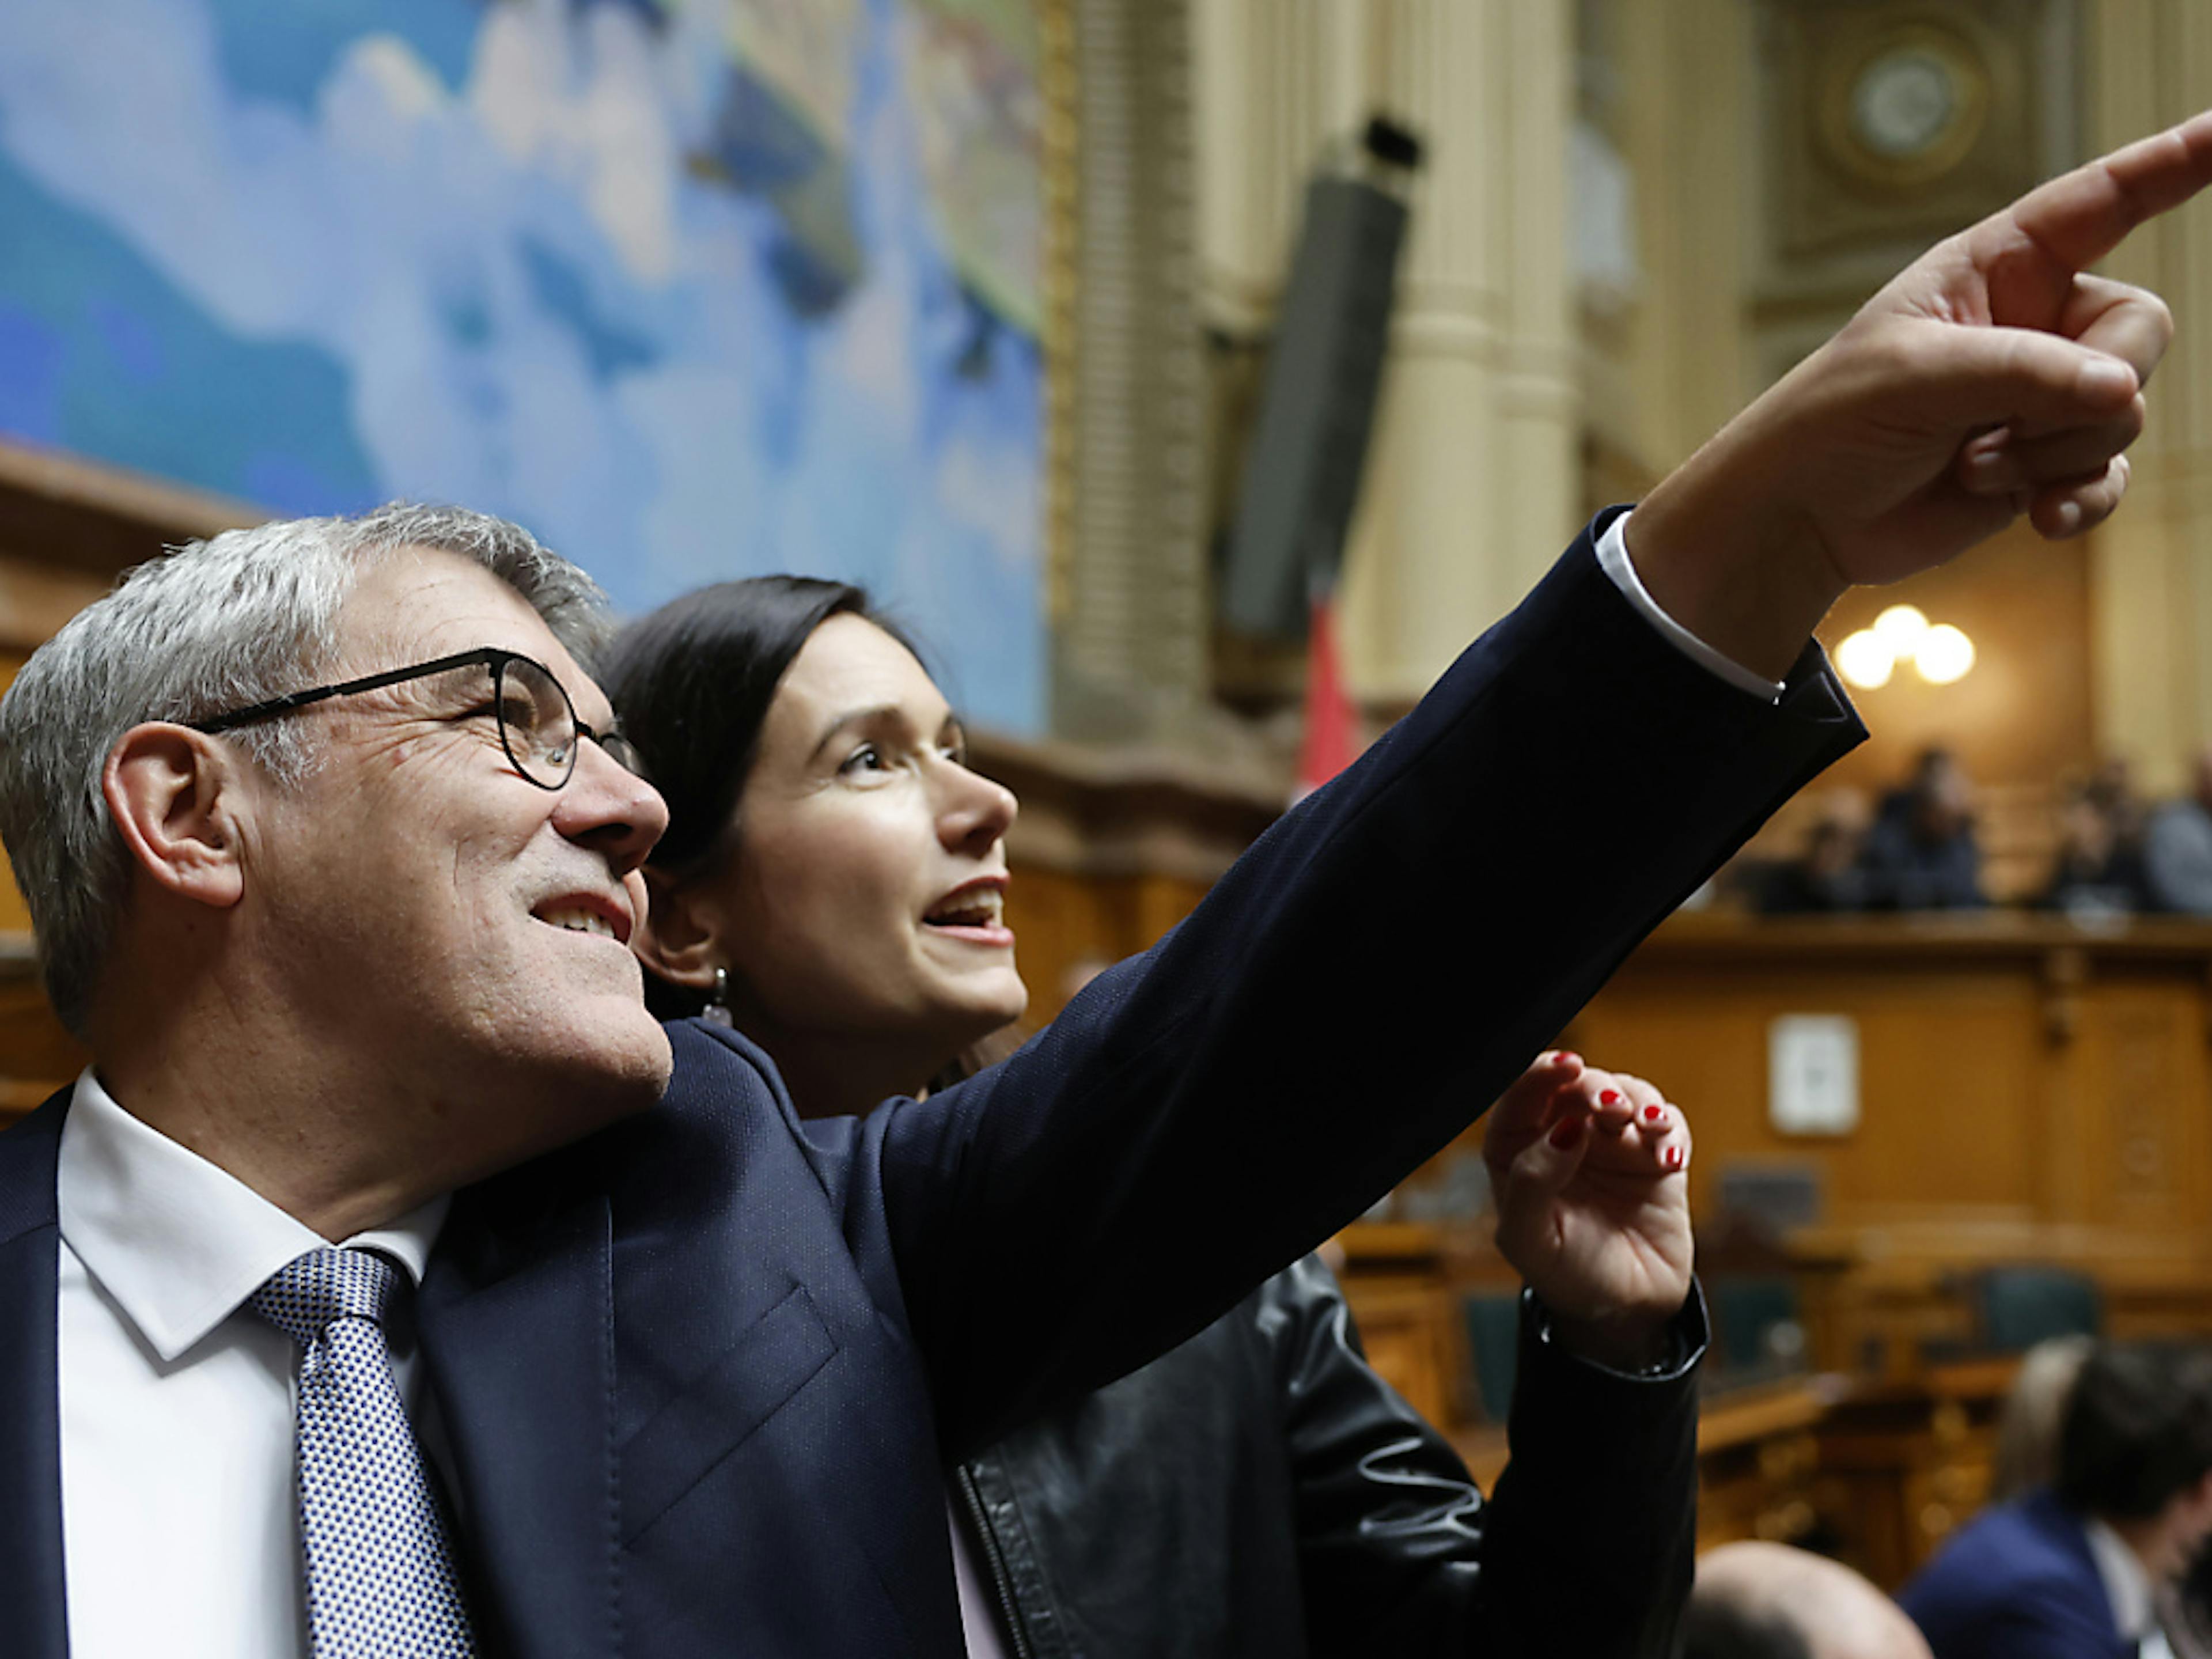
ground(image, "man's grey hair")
xmin=0 ymin=502 xmax=615 ymax=1037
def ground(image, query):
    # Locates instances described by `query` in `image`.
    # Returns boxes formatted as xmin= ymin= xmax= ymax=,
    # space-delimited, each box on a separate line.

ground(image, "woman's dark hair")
xmin=2056 ymin=1342 xmax=2212 ymax=1521
xmin=599 ymin=575 xmax=918 ymax=1017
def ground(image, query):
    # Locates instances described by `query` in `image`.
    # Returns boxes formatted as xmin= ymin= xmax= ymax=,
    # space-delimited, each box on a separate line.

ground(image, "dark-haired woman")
xmin=604 ymin=575 xmax=1711 ymax=1657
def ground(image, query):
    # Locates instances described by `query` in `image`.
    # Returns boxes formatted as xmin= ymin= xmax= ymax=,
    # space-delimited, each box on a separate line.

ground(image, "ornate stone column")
xmin=1043 ymin=0 xmax=1210 ymax=743
xmin=1192 ymin=0 xmax=1581 ymax=711
xmin=2084 ymin=1 xmax=2212 ymax=789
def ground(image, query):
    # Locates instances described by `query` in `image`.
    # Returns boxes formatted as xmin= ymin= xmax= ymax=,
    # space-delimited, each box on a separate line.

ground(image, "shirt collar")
xmin=56 ymin=1069 xmax=449 ymax=1364
xmin=2084 ymin=1514 xmax=2158 ymax=1641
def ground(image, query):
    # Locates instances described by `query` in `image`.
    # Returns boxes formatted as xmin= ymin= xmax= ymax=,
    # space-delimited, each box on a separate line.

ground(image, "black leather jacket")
xmin=952 ymin=1255 xmax=1705 ymax=1658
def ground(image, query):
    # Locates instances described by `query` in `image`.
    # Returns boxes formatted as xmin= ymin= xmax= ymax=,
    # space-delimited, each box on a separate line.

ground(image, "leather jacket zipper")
xmin=955 ymin=1461 xmax=1037 ymax=1659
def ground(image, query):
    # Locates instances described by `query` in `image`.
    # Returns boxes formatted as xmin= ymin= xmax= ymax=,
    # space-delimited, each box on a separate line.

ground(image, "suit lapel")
xmin=420 ymin=1173 xmax=618 ymax=1659
xmin=0 ymin=1093 xmax=71 ymax=1659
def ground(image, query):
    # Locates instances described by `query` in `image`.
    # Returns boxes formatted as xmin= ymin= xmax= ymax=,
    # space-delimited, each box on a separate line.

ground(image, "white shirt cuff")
xmin=1596 ymin=511 xmax=1787 ymax=705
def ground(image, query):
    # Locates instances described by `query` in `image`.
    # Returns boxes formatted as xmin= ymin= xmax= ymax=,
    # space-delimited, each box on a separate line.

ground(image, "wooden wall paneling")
xmin=0 ymin=438 xmax=258 ymax=585
xmin=1569 ymin=952 xmax=2044 ymax=1229
xmin=1335 ymin=1277 xmax=1456 ymax=1429
xmin=2069 ymin=973 xmax=2212 ymax=1236
xmin=1575 ymin=919 xmax=2212 ymax=1238
xmin=0 ymin=654 xmax=28 ymax=933
xmin=1126 ymin=871 xmax=1210 ymax=964
xmin=999 ymin=862 xmax=1113 ymax=1037
xmin=976 ymin=725 xmax=1278 ymax=1032
xmin=0 ymin=953 xmax=88 ymax=1121
xmin=1000 ymin=862 xmax=1216 ymax=1036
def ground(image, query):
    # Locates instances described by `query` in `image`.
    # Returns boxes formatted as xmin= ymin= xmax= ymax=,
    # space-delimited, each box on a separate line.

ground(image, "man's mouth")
xmin=532 ymin=895 xmax=632 ymax=945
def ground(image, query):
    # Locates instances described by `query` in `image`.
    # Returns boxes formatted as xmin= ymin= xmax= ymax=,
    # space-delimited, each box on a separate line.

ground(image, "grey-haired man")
xmin=0 ymin=509 xmax=669 ymax=1654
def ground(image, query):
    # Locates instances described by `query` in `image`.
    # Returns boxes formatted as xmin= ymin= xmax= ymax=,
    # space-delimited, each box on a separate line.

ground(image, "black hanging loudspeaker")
xmin=1220 ymin=115 xmax=1425 ymax=641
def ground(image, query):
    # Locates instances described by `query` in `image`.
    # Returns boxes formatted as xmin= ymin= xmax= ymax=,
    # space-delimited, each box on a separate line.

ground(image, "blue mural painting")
xmin=0 ymin=0 xmax=1046 ymax=730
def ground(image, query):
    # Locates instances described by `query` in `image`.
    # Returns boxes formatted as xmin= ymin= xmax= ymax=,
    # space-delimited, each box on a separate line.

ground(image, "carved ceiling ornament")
xmin=1761 ymin=0 xmax=2054 ymax=267
xmin=1820 ymin=18 xmax=1994 ymax=189
xmin=1747 ymin=0 xmax=2074 ymax=390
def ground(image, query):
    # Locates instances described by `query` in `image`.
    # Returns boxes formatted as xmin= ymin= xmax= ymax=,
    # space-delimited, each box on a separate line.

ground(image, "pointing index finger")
xmin=1994 ymin=111 xmax=2212 ymax=277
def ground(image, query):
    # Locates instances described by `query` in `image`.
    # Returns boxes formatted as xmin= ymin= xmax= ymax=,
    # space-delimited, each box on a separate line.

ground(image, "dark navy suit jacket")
xmin=0 ymin=517 xmax=1862 ymax=1656
xmin=1900 ymin=1488 xmax=2134 ymax=1659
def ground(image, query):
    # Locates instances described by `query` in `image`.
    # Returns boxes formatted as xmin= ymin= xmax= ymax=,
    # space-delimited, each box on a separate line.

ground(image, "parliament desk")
xmin=1445 ymin=1359 xmax=2011 ymax=1592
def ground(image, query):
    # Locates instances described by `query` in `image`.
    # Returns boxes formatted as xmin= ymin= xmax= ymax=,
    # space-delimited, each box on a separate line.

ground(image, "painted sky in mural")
xmin=0 ymin=0 xmax=1044 ymax=729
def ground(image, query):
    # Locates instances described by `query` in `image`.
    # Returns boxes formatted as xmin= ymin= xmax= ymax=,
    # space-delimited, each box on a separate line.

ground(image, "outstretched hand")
xmin=1630 ymin=111 xmax=2212 ymax=680
xmin=1484 ymin=1052 xmax=1693 ymax=1371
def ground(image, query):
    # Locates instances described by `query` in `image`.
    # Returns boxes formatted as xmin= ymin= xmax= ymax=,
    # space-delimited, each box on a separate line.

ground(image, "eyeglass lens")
xmin=494 ymin=654 xmax=579 ymax=789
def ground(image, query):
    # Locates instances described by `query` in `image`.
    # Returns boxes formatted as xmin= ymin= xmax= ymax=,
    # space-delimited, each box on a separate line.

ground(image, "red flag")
xmin=1294 ymin=589 xmax=1357 ymax=802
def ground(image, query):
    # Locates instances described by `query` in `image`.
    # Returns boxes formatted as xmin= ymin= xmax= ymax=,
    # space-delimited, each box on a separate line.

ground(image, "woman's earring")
xmin=703 ymin=965 xmax=734 ymax=1028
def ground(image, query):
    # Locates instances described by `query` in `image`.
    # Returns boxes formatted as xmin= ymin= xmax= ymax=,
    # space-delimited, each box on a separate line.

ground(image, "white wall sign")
xmin=1768 ymin=1014 xmax=1861 ymax=1136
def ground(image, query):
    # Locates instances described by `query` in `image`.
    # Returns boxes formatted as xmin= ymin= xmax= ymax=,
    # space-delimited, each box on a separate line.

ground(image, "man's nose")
xmin=557 ymin=738 xmax=671 ymax=873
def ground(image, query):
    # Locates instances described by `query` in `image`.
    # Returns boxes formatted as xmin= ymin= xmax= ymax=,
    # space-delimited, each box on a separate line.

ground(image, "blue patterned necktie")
xmin=251 ymin=1247 xmax=476 ymax=1658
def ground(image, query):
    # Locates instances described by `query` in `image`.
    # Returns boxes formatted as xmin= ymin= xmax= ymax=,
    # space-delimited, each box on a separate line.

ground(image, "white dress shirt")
xmin=1596 ymin=511 xmax=1787 ymax=703
xmin=56 ymin=1069 xmax=448 ymax=1659
xmin=2085 ymin=1517 xmax=2178 ymax=1659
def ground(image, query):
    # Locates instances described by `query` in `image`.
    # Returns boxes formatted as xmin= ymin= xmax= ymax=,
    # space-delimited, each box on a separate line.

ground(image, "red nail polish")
xmin=1599 ymin=1089 xmax=1620 ymax=1106
xmin=1666 ymin=1145 xmax=1685 ymax=1170
xmin=1550 ymin=1116 xmax=1584 ymax=1149
xmin=1556 ymin=1052 xmax=1580 ymax=1067
xmin=1643 ymin=1104 xmax=1664 ymax=1124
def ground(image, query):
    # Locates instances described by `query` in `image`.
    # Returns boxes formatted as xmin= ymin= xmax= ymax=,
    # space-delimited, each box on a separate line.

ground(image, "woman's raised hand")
xmin=1483 ymin=1052 xmax=1695 ymax=1372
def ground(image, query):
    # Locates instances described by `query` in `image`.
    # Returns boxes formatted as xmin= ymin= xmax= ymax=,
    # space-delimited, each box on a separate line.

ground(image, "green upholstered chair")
xmin=1460 ymin=1293 xmax=1521 ymax=1424
xmin=1974 ymin=1266 xmax=2103 ymax=1354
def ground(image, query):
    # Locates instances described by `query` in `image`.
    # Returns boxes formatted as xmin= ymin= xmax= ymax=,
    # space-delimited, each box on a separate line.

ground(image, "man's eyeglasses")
xmin=188 ymin=647 xmax=647 ymax=792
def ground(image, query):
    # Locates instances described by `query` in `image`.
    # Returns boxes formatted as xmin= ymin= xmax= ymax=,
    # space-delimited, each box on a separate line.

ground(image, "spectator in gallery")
xmin=1901 ymin=1342 xmax=2212 ymax=1659
xmin=2145 ymin=745 xmax=2212 ymax=915
xmin=2039 ymin=774 xmax=2154 ymax=917
xmin=1759 ymin=792 xmax=1873 ymax=914
xmin=1683 ymin=1541 xmax=1933 ymax=1659
xmin=1859 ymin=746 xmax=1987 ymax=911
xmin=2088 ymin=757 xmax=2152 ymax=859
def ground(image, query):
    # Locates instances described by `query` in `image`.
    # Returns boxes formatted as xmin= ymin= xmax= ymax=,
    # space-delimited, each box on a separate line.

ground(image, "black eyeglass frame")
xmin=187 ymin=646 xmax=644 ymax=792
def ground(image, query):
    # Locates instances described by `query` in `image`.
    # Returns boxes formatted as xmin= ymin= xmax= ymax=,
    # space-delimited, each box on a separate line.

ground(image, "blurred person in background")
xmin=1902 ymin=1342 xmax=2212 ymax=1658
xmin=1759 ymin=791 xmax=1873 ymax=914
xmin=2088 ymin=757 xmax=2151 ymax=862
xmin=1861 ymin=747 xmax=1986 ymax=911
xmin=2145 ymin=746 xmax=2212 ymax=914
xmin=2040 ymin=774 xmax=2154 ymax=917
xmin=1684 ymin=1543 xmax=1934 ymax=1659
xmin=1991 ymin=1335 xmax=2097 ymax=1503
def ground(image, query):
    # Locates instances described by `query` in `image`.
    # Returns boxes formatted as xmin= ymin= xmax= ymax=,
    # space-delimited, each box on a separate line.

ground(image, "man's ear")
xmin=632 ymin=866 xmax=721 ymax=991
xmin=103 ymin=724 xmax=248 ymax=909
